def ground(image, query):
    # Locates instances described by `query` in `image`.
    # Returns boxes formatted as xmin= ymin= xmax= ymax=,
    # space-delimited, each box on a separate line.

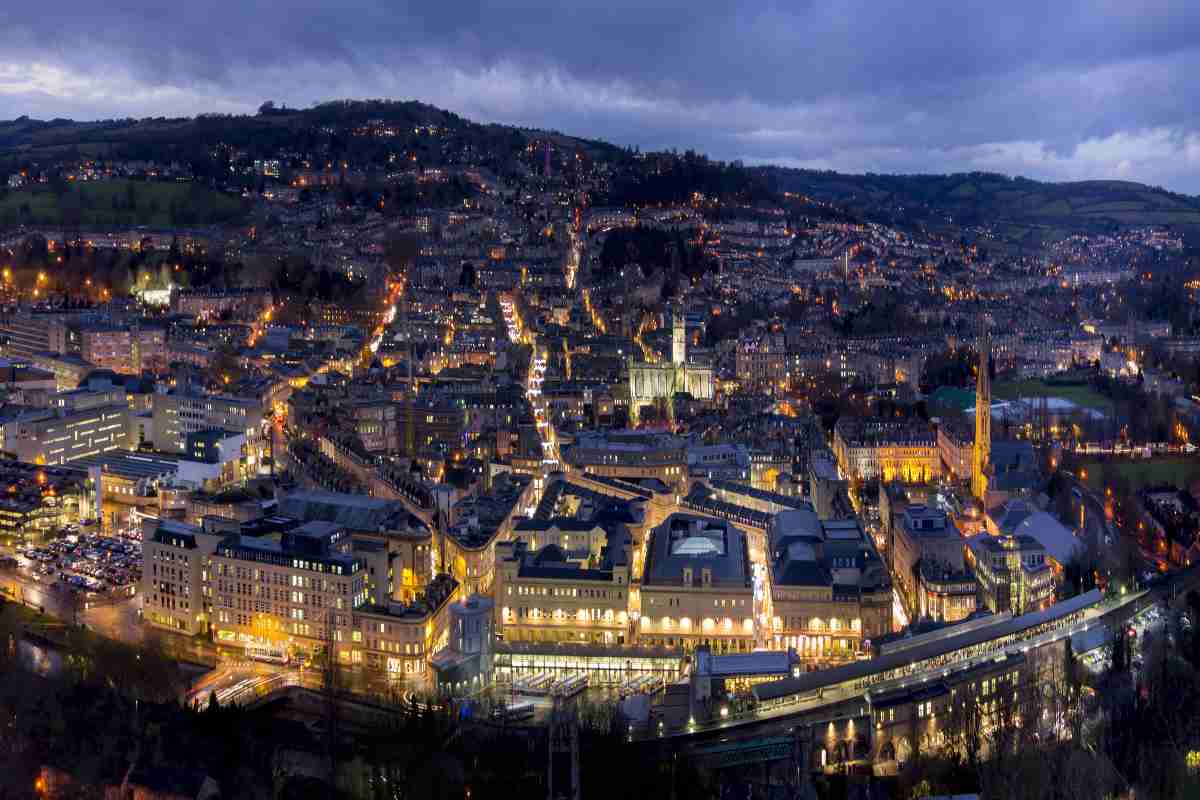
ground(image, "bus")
xmin=246 ymin=645 xmax=289 ymax=665
xmin=493 ymin=701 xmax=537 ymax=722
xmin=554 ymin=674 xmax=589 ymax=698
xmin=524 ymin=672 xmax=556 ymax=695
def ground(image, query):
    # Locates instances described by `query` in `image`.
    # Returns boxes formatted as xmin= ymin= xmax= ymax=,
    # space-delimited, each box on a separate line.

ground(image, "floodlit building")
xmin=494 ymin=523 xmax=633 ymax=646
xmin=639 ymin=513 xmax=756 ymax=653
xmin=968 ymin=533 xmax=1053 ymax=616
xmin=768 ymin=509 xmax=892 ymax=659
xmin=832 ymin=417 xmax=939 ymax=483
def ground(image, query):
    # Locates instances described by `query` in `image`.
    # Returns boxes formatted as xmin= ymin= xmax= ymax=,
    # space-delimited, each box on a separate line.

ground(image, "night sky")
xmin=4 ymin=1 xmax=1200 ymax=191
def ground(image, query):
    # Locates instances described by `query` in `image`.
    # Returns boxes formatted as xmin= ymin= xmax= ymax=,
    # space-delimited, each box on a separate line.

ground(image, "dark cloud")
xmin=3 ymin=1 xmax=1200 ymax=190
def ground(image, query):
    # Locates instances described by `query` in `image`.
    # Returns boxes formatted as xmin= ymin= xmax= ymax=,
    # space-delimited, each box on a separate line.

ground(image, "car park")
xmin=19 ymin=533 xmax=141 ymax=596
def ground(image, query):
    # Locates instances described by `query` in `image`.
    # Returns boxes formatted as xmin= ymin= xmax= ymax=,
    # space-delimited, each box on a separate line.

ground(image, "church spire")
xmin=972 ymin=332 xmax=992 ymax=502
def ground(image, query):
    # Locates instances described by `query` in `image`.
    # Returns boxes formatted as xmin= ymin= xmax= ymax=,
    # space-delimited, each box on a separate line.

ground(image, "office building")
xmin=210 ymin=521 xmax=370 ymax=653
xmin=152 ymin=388 xmax=263 ymax=454
xmin=142 ymin=518 xmax=226 ymax=635
xmin=2 ymin=403 xmax=131 ymax=465
xmin=892 ymin=505 xmax=974 ymax=622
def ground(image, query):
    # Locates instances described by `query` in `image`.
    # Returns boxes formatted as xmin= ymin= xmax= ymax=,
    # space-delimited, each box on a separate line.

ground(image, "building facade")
xmin=832 ymin=418 xmax=940 ymax=483
xmin=639 ymin=514 xmax=756 ymax=653
xmin=968 ymin=534 xmax=1053 ymax=616
xmin=769 ymin=511 xmax=893 ymax=660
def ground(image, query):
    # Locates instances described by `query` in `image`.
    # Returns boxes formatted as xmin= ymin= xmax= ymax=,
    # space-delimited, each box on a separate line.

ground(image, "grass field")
xmin=1079 ymin=458 xmax=1200 ymax=491
xmin=994 ymin=379 xmax=1114 ymax=412
xmin=0 ymin=180 xmax=248 ymax=228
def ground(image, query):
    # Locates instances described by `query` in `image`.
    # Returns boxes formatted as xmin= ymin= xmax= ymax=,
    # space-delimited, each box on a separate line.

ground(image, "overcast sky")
xmin=4 ymin=2 xmax=1200 ymax=192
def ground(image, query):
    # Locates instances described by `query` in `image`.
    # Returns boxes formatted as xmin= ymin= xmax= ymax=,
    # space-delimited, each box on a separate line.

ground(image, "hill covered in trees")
xmin=0 ymin=99 xmax=623 ymax=183
xmin=761 ymin=168 xmax=1200 ymax=243
xmin=5 ymin=100 xmax=1200 ymax=244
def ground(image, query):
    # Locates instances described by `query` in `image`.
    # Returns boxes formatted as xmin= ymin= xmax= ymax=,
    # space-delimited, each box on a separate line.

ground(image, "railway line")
xmin=653 ymin=562 xmax=1200 ymax=745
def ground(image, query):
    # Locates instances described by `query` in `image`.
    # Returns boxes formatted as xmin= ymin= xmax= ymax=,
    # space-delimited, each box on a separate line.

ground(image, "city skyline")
xmin=7 ymin=2 xmax=1200 ymax=191
xmin=0 ymin=8 xmax=1199 ymax=794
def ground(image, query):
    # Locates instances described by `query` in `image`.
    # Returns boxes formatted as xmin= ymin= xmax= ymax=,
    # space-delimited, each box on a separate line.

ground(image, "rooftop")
xmin=67 ymin=451 xmax=181 ymax=481
xmin=643 ymin=513 xmax=750 ymax=589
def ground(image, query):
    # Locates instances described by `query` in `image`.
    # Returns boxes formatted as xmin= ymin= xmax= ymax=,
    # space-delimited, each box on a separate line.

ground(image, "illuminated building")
xmin=0 ymin=461 xmax=82 ymax=542
xmin=79 ymin=324 xmax=165 ymax=374
xmin=210 ymin=521 xmax=370 ymax=654
xmin=2 ymin=403 xmax=131 ymax=466
xmin=627 ymin=309 xmax=714 ymax=425
xmin=563 ymin=430 xmax=688 ymax=486
xmin=891 ymin=505 xmax=971 ymax=621
xmin=142 ymin=518 xmax=225 ymax=635
xmin=968 ymin=533 xmax=1052 ymax=616
xmin=351 ymin=575 xmax=459 ymax=678
xmin=151 ymin=387 xmax=263 ymax=455
xmin=31 ymin=351 xmax=94 ymax=391
xmin=442 ymin=473 xmax=535 ymax=596
xmin=937 ymin=419 xmax=972 ymax=481
xmin=494 ymin=529 xmax=633 ymax=646
xmin=639 ymin=514 xmax=756 ymax=654
xmin=768 ymin=510 xmax=892 ymax=659
xmin=832 ymin=417 xmax=939 ymax=483
xmin=917 ymin=561 xmax=977 ymax=623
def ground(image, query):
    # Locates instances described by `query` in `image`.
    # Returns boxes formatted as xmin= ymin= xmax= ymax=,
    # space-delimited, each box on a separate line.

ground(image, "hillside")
xmin=3 ymin=100 xmax=1199 ymax=243
xmin=0 ymin=100 xmax=623 ymax=176
xmin=762 ymin=168 xmax=1200 ymax=243
xmin=0 ymin=180 xmax=247 ymax=228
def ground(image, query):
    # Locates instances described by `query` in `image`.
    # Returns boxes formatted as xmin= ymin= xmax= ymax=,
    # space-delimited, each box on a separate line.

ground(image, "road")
xmin=499 ymin=293 xmax=559 ymax=470
xmin=1 ymin=567 xmax=82 ymax=619
xmin=1064 ymin=473 xmax=1115 ymax=550
xmin=1061 ymin=472 xmax=1162 ymax=577
xmin=186 ymin=661 xmax=305 ymax=707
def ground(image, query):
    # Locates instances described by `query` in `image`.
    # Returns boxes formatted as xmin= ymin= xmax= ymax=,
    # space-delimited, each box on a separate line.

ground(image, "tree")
xmin=458 ymin=262 xmax=477 ymax=289
xmin=1110 ymin=628 xmax=1129 ymax=676
xmin=379 ymin=229 xmax=418 ymax=275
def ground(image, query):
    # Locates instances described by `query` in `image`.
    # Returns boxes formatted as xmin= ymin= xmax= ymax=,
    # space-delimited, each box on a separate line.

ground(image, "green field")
xmin=1079 ymin=458 xmax=1200 ymax=491
xmin=994 ymin=379 xmax=1114 ymax=412
xmin=0 ymin=180 xmax=248 ymax=228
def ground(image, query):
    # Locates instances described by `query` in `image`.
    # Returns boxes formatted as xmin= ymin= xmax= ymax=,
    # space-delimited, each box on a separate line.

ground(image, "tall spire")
xmin=972 ymin=332 xmax=992 ymax=502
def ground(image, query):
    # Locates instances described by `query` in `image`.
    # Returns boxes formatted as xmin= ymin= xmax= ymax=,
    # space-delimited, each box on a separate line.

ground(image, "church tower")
xmin=672 ymin=308 xmax=686 ymax=366
xmin=972 ymin=333 xmax=992 ymax=501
